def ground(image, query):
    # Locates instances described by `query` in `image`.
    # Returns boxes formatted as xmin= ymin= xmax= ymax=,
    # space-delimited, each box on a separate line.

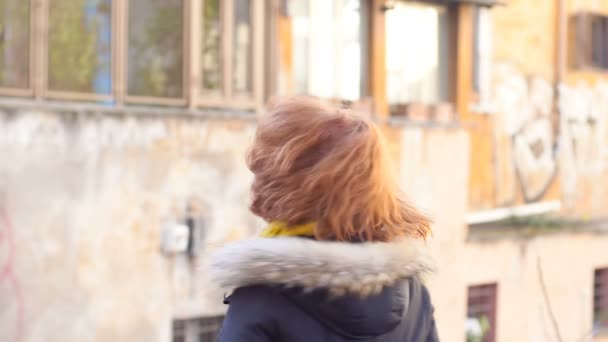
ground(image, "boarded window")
xmin=0 ymin=0 xmax=30 ymax=89
xmin=127 ymin=0 xmax=184 ymax=98
xmin=48 ymin=0 xmax=112 ymax=94
xmin=594 ymin=268 xmax=608 ymax=330
xmin=467 ymin=283 xmax=498 ymax=342
xmin=173 ymin=316 xmax=224 ymax=342
xmin=570 ymin=12 xmax=608 ymax=70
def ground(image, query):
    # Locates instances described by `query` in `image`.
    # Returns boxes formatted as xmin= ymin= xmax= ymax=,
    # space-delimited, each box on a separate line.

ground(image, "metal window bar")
xmin=173 ymin=316 xmax=224 ymax=342
xmin=594 ymin=268 xmax=608 ymax=328
xmin=602 ymin=17 xmax=608 ymax=69
xmin=467 ymin=283 xmax=497 ymax=342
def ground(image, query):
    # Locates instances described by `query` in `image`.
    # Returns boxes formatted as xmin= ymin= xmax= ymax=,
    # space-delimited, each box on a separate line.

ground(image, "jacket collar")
xmin=208 ymin=237 xmax=434 ymax=297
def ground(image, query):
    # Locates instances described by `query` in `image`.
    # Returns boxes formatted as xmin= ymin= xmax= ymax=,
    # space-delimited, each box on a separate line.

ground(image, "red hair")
xmin=247 ymin=96 xmax=431 ymax=241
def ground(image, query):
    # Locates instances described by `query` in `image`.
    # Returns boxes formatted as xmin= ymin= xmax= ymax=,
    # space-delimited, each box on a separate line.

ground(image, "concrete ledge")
xmin=0 ymin=98 xmax=257 ymax=121
xmin=467 ymin=216 xmax=608 ymax=243
xmin=467 ymin=201 xmax=562 ymax=225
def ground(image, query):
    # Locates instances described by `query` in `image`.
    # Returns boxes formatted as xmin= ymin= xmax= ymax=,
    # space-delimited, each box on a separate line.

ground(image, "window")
xmin=201 ymin=0 xmax=222 ymax=92
xmin=195 ymin=0 xmax=260 ymax=107
xmin=0 ymin=0 xmax=30 ymax=90
xmin=127 ymin=0 xmax=184 ymax=100
xmin=173 ymin=316 xmax=225 ymax=342
xmin=233 ymin=0 xmax=253 ymax=94
xmin=570 ymin=12 xmax=608 ymax=70
xmin=48 ymin=0 xmax=113 ymax=96
xmin=1 ymin=1 xmax=262 ymax=109
xmin=386 ymin=2 xmax=450 ymax=115
xmin=594 ymin=268 xmax=608 ymax=331
xmin=276 ymin=0 xmax=365 ymax=101
xmin=466 ymin=283 xmax=497 ymax=342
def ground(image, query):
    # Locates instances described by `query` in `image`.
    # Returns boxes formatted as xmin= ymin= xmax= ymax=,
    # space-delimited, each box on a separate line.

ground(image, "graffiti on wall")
xmin=559 ymin=82 xmax=608 ymax=204
xmin=491 ymin=63 xmax=608 ymax=207
xmin=492 ymin=64 xmax=558 ymax=205
xmin=0 ymin=207 xmax=24 ymax=342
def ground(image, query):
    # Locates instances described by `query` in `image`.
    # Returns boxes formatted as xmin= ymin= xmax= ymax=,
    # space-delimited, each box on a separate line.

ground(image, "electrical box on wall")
xmin=161 ymin=223 xmax=190 ymax=254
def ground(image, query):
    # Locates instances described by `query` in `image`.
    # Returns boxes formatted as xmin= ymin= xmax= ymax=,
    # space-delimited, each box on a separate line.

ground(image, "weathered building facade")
xmin=0 ymin=0 xmax=607 ymax=341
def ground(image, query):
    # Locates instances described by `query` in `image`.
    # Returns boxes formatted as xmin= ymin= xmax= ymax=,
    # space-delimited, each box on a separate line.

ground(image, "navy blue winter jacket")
xmin=210 ymin=237 xmax=438 ymax=342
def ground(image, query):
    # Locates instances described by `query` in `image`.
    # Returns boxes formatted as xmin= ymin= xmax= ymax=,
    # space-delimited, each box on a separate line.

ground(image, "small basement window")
xmin=594 ymin=268 xmax=608 ymax=331
xmin=467 ymin=283 xmax=498 ymax=342
xmin=173 ymin=316 xmax=224 ymax=342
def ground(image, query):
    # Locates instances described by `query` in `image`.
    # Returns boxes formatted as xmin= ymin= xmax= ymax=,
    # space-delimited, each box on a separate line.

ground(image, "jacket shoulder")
xmin=227 ymin=285 xmax=278 ymax=304
xmin=402 ymin=277 xmax=439 ymax=342
xmin=219 ymin=285 xmax=281 ymax=341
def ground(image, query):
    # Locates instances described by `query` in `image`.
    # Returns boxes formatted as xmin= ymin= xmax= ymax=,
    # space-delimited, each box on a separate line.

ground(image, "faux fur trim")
xmin=207 ymin=237 xmax=435 ymax=297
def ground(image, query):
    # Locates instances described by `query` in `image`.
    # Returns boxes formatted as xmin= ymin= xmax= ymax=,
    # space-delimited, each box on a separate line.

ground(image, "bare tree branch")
xmin=537 ymin=256 xmax=564 ymax=342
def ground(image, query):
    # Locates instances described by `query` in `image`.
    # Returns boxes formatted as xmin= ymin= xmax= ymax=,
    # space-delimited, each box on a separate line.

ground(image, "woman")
xmin=210 ymin=96 xmax=439 ymax=341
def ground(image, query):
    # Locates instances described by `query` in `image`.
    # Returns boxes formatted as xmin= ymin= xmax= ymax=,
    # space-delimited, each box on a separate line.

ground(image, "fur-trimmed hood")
xmin=208 ymin=237 xmax=435 ymax=297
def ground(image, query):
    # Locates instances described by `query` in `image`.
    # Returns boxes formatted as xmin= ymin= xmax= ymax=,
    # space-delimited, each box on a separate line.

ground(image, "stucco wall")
xmin=0 ymin=104 xmax=261 ymax=342
xmin=430 ymin=228 xmax=608 ymax=342
xmin=1 ymin=100 xmax=606 ymax=342
xmin=393 ymin=124 xmax=608 ymax=341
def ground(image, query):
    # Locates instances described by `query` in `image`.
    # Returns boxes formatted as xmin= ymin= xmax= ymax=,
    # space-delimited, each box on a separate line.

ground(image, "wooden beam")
xmin=253 ymin=0 xmax=265 ymax=113
xmin=368 ymin=0 xmax=388 ymax=119
xmin=454 ymin=3 xmax=475 ymax=120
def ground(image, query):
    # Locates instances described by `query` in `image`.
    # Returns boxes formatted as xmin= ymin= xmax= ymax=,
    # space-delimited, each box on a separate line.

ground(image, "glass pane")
xmin=386 ymin=2 xmax=449 ymax=107
xmin=48 ymin=0 xmax=112 ymax=94
xmin=0 ymin=0 xmax=30 ymax=88
xmin=128 ymin=0 xmax=183 ymax=98
xmin=233 ymin=0 xmax=252 ymax=93
xmin=201 ymin=0 xmax=221 ymax=91
xmin=277 ymin=0 xmax=362 ymax=100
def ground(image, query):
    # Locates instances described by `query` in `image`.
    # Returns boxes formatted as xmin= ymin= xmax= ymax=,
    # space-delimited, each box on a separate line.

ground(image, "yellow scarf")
xmin=259 ymin=221 xmax=316 ymax=238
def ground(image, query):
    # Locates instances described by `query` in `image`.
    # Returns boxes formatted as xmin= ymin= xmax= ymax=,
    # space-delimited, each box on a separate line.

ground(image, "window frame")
xmin=41 ymin=0 xmax=117 ymax=103
xmin=191 ymin=0 xmax=223 ymax=108
xmin=0 ymin=0 xmax=36 ymax=97
xmin=193 ymin=0 xmax=265 ymax=111
xmin=123 ymin=0 xmax=189 ymax=106
xmin=0 ymin=0 xmax=480 ymax=117
xmin=0 ymin=0 xmax=265 ymax=112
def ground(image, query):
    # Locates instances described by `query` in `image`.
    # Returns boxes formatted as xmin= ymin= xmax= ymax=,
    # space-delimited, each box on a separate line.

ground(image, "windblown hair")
xmin=247 ymin=96 xmax=431 ymax=242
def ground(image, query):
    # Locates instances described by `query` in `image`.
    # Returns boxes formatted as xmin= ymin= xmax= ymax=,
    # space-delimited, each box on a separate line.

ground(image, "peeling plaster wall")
xmin=0 ymin=106 xmax=261 ymax=342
